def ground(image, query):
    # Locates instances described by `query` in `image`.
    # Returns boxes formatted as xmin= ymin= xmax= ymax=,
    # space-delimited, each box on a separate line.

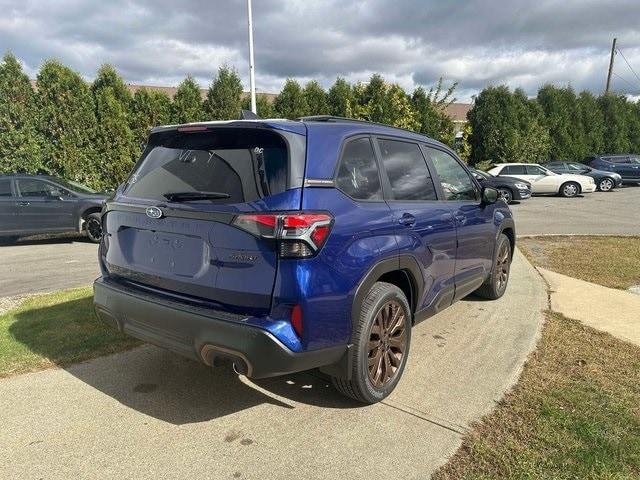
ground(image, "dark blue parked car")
xmin=587 ymin=154 xmax=640 ymax=184
xmin=93 ymin=116 xmax=515 ymax=403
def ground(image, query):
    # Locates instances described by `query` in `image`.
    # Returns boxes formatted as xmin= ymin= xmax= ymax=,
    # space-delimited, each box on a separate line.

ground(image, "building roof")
xmin=444 ymin=102 xmax=472 ymax=122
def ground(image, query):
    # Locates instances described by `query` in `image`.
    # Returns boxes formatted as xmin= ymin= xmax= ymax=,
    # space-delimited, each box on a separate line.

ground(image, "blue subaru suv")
xmin=93 ymin=116 xmax=515 ymax=403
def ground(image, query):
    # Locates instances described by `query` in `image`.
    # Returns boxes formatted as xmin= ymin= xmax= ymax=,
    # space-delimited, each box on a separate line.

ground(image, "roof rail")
xmin=297 ymin=115 xmax=374 ymax=125
xmin=297 ymin=115 xmax=428 ymax=138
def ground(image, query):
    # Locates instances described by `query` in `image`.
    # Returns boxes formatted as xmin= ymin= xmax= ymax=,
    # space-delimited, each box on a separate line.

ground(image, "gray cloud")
xmin=1 ymin=0 xmax=639 ymax=100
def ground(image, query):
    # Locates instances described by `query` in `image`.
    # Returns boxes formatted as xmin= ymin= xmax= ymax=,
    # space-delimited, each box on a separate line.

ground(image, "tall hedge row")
xmin=2 ymin=52 xmax=638 ymax=189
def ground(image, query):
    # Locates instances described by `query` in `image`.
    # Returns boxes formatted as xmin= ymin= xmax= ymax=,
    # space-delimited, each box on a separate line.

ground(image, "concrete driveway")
xmin=0 ymin=251 xmax=546 ymax=479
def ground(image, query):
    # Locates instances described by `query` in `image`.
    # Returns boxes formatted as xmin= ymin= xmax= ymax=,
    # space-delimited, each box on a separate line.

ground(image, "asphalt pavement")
xmin=0 ymin=250 xmax=546 ymax=480
xmin=510 ymin=183 xmax=640 ymax=236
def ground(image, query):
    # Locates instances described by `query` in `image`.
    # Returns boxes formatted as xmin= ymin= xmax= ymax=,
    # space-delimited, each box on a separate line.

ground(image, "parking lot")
xmin=2 ymin=186 xmax=639 ymax=298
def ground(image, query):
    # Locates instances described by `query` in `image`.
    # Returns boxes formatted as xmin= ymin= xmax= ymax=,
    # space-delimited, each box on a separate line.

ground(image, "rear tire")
xmin=560 ymin=181 xmax=580 ymax=198
xmin=331 ymin=282 xmax=411 ymax=404
xmin=85 ymin=213 xmax=103 ymax=243
xmin=475 ymin=234 xmax=512 ymax=300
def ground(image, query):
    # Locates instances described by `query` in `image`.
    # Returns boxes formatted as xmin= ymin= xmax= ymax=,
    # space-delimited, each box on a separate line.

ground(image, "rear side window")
xmin=503 ymin=165 xmax=526 ymax=175
xmin=335 ymin=137 xmax=382 ymax=200
xmin=0 ymin=179 xmax=12 ymax=197
xmin=125 ymin=128 xmax=290 ymax=203
xmin=377 ymin=139 xmax=437 ymax=201
xmin=612 ymin=157 xmax=629 ymax=164
xmin=426 ymin=147 xmax=478 ymax=201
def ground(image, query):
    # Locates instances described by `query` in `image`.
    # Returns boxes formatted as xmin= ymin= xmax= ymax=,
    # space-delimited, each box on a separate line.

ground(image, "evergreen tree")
xmin=599 ymin=94 xmax=631 ymax=153
xmin=130 ymin=89 xmax=171 ymax=151
xmin=385 ymin=84 xmax=419 ymax=131
xmin=576 ymin=91 xmax=605 ymax=158
xmin=0 ymin=52 xmax=41 ymax=174
xmin=510 ymin=89 xmax=551 ymax=163
xmin=274 ymin=79 xmax=308 ymax=119
xmin=360 ymin=73 xmax=388 ymax=122
xmin=94 ymin=86 xmax=136 ymax=188
xmin=537 ymin=85 xmax=581 ymax=160
xmin=203 ymin=66 xmax=243 ymax=120
xmin=241 ymin=94 xmax=277 ymax=118
xmin=327 ymin=77 xmax=353 ymax=117
xmin=92 ymin=64 xmax=137 ymax=187
xmin=91 ymin=64 xmax=132 ymax=107
xmin=303 ymin=80 xmax=329 ymax=115
xmin=351 ymin=82 xmax=370 ymax=120
xmin=171 ymin=76 xmax=203 ymax=124
xmin=35 ymin=60 xmax=98 ymax=185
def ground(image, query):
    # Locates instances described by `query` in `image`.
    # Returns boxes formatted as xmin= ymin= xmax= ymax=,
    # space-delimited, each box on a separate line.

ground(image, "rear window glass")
xmin=125 ymin=128 xmax=289 ymax=203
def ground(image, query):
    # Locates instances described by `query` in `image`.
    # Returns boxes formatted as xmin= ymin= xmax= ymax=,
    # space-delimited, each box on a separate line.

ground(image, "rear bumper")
xmin=93 ymin=278 xmax=346 ymax=378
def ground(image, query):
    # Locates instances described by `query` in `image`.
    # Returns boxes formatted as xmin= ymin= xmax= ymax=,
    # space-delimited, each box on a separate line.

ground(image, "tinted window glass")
xmin=526 ymin=165 xmax=547 ymax=175
xmin=629 ymin=157 xmax=640 ymax=164
xmin=17 ymin=179 xmax=59 ymax=197
xmin=377 ymin=139 xmax=437 ymax=201
xmin=427 ymin=147 xmax=478 ymax=201
xmin=335 ymin=137 xmax=382 ymax=200
xmin=0 ymin=179 xmax=12 ymax=197
xmin=125 ymin=129 xmax=289 ymax=203
xmin=567 ymin=163 xmax=588 ymax=172
xmin=612 ymin=157 xmax=629 ymax=164
xmin=503 ymin=165 xmax=526 ymax=174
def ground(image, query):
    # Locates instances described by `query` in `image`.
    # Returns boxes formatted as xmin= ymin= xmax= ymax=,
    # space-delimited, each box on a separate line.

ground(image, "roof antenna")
xmin=239 ymin=109 xmax=259 ymax=120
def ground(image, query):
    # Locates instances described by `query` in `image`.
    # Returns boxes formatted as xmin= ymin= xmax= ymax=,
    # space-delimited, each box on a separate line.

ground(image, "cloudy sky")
xmin=2 ymin=0 xmax=640 ymax=101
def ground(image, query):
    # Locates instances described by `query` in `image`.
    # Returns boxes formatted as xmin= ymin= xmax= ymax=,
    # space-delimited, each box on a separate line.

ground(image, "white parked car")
xmin=487 ymin=163 xmax=596 ymax=197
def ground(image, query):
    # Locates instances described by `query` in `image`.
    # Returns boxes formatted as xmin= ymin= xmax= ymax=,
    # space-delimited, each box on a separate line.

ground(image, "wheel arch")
xmin=351 ymin=256 xmax=424 ymax=324
xmin=78 ymin=206 xmax=103 ymax=231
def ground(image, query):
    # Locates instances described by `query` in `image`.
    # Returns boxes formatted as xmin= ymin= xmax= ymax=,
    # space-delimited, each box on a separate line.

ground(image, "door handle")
xmin=18 ymin=201 xmax=30 ymax=207
xmin=398 ymin=213 xmax=416 ymax=227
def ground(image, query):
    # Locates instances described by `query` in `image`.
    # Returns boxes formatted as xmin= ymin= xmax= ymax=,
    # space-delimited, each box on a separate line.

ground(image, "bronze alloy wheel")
xmin=367 ymin=300 xmax=408 ymax=388
xmin=495 ymin=240 xmax=510 ymax=293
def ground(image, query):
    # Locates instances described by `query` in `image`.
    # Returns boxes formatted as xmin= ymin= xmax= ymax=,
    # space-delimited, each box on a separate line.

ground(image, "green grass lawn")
xmin=434 ymin=312 xmax=640 ymax=479
xmin=519 ymin=236 xmax=640 ymax=290
xmin=0 ymin=287 xmax=140 ymax=378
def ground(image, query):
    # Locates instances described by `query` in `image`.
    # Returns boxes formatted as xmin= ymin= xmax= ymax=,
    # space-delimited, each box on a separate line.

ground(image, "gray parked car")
xmin=0 ymin=174 xmax=107 ymax=243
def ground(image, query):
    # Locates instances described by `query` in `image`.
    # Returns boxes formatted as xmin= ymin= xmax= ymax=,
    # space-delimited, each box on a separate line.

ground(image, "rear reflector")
xmin=291 ymin=305 xmax=303 ymax=337
xmin=232 ymin=212 xmax=333 ymax=258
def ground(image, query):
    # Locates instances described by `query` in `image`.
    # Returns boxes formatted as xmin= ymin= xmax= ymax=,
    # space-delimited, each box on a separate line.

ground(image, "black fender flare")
xmin=350 ymin=255 xmax=424 ymax=323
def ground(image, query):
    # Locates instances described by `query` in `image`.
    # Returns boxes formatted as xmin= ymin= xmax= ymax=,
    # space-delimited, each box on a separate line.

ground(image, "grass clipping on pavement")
xmin=0 ymin=287 xmax=140 ymax=378
xmin=519 ymin=235 xmax=640 ymax=290
xmin=434 ymin=312 xmax=640 ymax=479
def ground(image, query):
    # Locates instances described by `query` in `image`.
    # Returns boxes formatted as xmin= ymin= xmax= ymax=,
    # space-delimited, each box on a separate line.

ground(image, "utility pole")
xmin=605 ymin=37 xmax=617 ymax=94
xmin=247 ymin=0 xmax=257 ymax=114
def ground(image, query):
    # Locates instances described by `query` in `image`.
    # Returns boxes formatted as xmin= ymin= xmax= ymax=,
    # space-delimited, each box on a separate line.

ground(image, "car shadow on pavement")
xmin=0 ymin=234 xmax=92 ymax=247
xmin=9 ymin=299 xmax=360 ymax=424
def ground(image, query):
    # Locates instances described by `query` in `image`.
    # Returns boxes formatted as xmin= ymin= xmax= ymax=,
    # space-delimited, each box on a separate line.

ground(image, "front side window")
xmin=0 ymin=179 xmax=12 ymax=197
xmin=17 ymin=179 xmax=61 ymax=197
xmin=426 ymin=147 xmax=478 ymax=201
xmin=335 ymin=137 xmax=382 ymax=200
xmin=377 ymin=139 xmax=437 ymax=201
xmin=526 ymin=165 xmax=547 ymax=175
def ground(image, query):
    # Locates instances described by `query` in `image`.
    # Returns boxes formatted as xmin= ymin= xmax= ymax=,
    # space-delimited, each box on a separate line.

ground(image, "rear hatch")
xmin=101 ymin=124 xmax=306 ymax=316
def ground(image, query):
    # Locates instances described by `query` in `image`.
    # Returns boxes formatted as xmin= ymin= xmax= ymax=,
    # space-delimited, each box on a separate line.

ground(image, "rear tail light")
xmin=290 ymin=305 xmax=303 ymax=337
xmin=233 ymin=212 xmax=333 ymax=258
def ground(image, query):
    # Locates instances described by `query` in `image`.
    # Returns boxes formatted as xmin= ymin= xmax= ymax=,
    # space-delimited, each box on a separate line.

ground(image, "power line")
xmin=611 ymin=71 xmax=640 ymax=94
xmin=616 ymin=47 xmax=640 ymax=88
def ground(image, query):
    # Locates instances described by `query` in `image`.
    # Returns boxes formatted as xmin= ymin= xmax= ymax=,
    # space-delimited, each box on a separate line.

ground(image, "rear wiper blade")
xmin=163 ymin=191 xmax=231 ymax=202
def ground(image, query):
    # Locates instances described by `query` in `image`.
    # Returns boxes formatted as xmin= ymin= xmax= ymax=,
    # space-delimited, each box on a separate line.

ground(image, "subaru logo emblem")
xmin=145 ymin=206 xmax=163 ymax=219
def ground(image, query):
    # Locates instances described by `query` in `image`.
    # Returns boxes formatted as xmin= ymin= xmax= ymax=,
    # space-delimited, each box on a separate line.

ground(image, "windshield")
xmin=52 ymin=177 xmax=97 ymax=193
xmin=125 ymin=128 xmax=290 ymax=203
xmin=472 ymin=169 xmax=491 ymax=179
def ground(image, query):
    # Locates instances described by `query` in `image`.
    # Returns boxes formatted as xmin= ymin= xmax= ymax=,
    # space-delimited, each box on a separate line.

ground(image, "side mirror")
xmin=481 ymin=186 xmax=498 ymax=204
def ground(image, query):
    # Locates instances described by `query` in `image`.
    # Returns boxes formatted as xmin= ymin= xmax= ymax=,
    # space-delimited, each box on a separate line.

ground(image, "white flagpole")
xmin=247 ymin=0 xmax=257 ymax=114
